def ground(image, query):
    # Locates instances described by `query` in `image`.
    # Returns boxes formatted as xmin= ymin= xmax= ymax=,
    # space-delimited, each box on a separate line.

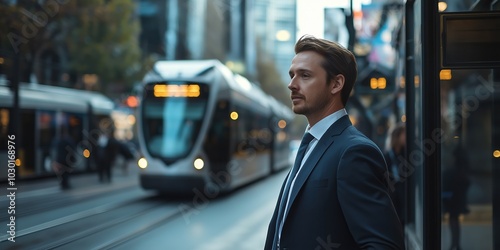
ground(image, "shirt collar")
xmin=306 ymin=108 xmax=348 ymax=141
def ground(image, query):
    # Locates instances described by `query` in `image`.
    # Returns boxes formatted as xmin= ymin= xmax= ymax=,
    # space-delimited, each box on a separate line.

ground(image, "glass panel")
xmin=203 ymin=100 xmax=230 ymax=166
xmin=440 ymin=68 xmax=496 ymax=250
xmin=142 ymin=82 xmax=209 ymax=163
xmin=438 ymin=2 xmax=499 ymax=250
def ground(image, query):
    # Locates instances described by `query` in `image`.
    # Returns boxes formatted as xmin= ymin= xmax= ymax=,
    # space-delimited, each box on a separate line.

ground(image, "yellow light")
xmin=401 ymin=115 xmax=406 ymax=123
xmin=438 ymin=2 xmax=447 ymax=12
xmin=493 ymin=150 xmax=500 ymax=158
xmin=154 ymin=84 xmax=200 ymax=97
xmin=399 ymin=76 xmax=405 ymax=88
xmin=138 ymin=157 xmax=148 ymax=169
xmin=414 ymin=75 xmax=420 ymax=87
xmin=440 ymin=69 xmax=452 ymax=80
xmin=15 ymin=159 xmax=21 ymax=166
xmin=194 ymin=158 xmax=204 ymax=170
xmin=370 ymin=78 xmax=378 ymax=89
xmin=230 ymin=111 xmax=239 ymax=120
xmin=348 ymin=115 xmax=357 ymax=126
xmin=83 ymin=74 xmax=98 ymax=86
xmin=276 ymin=30 xmax=291 ymax=41
xmin=225 ymin=61 xmax=245 ymax=74
xmin=127 ymin=114 xmax=136 ymax=125
xmin=278 ymin=119 xmax=287 ymax=129
xmin=0 ymin=57 xmax=4 ymax=64
xmin=1 ymin=109 xmax=9 ymax=127
xmin=377 ymin=77 xmax=386 ymax=89
xmin=370 ymin=77 xmax=386 ymax=89
xmin=83 ymin=149 xmax=90 ymax=158
xmin=277 ymin=131 xmax=286 ymax=141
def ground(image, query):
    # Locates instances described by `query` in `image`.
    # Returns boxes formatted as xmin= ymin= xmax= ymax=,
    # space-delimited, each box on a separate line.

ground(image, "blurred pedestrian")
xmin=384 ymin=122 xmax=406 ymax=227
xmin=51 ymin=125 xmax=76 ymax=190
xmin=442 ymin=144 xmax=470 ymax=250
xmin=96 ymin=129 xmax=117 ymax=183
xmin=95 ymin=129 xmax=134 ymax=183
xmin=264 ymin=35 xmax=404 ymax=249
xmin=119 ymin=141 xmax=135 ymax=174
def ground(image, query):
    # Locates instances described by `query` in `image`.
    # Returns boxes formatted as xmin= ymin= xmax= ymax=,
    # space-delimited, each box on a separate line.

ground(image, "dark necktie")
xmin=274 ymin=132 xmax=314 ymax=249
xmin=287 ymin=132 xmax=314 ymax=186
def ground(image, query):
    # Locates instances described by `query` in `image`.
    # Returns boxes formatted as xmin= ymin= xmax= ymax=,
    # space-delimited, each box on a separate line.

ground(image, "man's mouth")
xmin=291 ymin=95 xmax=303 ymax=102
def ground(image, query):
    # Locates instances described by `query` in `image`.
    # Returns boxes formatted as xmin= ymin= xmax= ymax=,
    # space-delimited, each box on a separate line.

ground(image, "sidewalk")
xmin=441 ymin=204 xmax=494 ymax=250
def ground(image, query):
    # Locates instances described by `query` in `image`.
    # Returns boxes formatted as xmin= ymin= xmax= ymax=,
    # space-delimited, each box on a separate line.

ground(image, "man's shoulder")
xmin=340 ymin=126 xmax=382 ymax=151
xmin=342 ymin=125 xmax=370 ymax=140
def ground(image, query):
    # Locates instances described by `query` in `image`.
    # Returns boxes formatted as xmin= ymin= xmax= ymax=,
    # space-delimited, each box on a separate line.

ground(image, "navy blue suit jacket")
xmin=265 ymin=115 xmax=405 ymax=250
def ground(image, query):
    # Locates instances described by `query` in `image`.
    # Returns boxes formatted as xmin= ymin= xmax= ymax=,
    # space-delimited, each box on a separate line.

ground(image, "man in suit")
xmin=265 ymin=35 xmax=404 ymax=250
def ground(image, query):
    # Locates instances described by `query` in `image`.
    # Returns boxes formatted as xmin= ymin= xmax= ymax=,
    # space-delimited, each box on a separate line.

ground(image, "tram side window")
xmin=65 ymin=113 xmax=84 ymax=168
xmin=94 ymin=114 xmax=114 ymax=134
xmin=20 ymin=110 xmax=36 ymax=175
xmin=0 ymin=108 xmax=9 ymax=151
xmin=39 ymin=112 xmax=56 ymax=143
xmin=40 ymin=111 xmax=85 ymax=171
xmin=0 ymin=108 xmax=36 ymax=175
xmin=204 ymin=100 xmax=230 ymax=164
xmin=232 ymin=104 xmax=271 ymax=156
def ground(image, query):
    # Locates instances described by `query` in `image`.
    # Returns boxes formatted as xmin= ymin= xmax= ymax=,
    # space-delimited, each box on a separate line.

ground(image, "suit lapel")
xmin=284 ymin=115 xmax=352 ymax=220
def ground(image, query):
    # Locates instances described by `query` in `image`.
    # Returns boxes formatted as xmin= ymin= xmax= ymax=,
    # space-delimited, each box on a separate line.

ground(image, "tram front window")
xmin=142 ymin=83 xmax=209 ymax=164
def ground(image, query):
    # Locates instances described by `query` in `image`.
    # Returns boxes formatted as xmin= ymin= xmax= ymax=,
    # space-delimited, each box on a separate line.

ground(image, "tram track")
xmin=0 ymin=181 xmax=138 ymax=220
xmin=0 ymin=193 xmax=146 ymax=241
xmin=91 ymin=206 xmax=184 ymax=250
xmin=37 ymin=201 xmax=172 ymax=250
xmin=0 ymin=192 xmax=180 ymax=250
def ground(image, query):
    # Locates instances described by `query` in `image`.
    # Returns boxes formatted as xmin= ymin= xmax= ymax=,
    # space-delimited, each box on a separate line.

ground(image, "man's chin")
xmin=292 ymin=106 xmax=305 ymax=115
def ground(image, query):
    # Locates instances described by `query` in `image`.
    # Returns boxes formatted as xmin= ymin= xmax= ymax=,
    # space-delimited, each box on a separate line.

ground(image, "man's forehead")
xmin=290 ymin=51 xmax=323 ymax=70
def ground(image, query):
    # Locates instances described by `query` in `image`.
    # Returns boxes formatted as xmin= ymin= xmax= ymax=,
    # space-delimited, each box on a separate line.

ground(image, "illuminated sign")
xmin=439 ymin=69 xmax=452 ymax=80
xmin=370 ymin=77 xmax=387 ymax=89
xmin=154 ymin=84 xmax=201 ymax=97
xmin=356 ymin=67 xmax=394 ymax=94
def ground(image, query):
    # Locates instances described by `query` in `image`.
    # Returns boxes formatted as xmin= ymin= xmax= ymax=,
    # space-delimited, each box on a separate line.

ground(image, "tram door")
xmin=438 ymin=11 xmax=500 ymax=250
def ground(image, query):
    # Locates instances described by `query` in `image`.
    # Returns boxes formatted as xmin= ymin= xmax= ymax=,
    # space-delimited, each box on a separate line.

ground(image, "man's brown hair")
xmin=294 ymin=35 xmax=357 ymax=106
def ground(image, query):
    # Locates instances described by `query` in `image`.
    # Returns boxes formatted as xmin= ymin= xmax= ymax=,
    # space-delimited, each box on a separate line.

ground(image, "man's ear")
xmin=330 ymin=74 xmax=345 ymax=95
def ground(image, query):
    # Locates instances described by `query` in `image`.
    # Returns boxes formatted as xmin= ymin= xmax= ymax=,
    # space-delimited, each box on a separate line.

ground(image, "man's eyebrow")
xmin=289 ymin=68 xmax=312 ymax=75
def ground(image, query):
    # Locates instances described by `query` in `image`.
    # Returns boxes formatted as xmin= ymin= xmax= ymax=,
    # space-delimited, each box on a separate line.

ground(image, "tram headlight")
xmin=138 ymin=157 xmax=148 ymax=169
xmin=193 ymin=158 xmax=204 ymax=170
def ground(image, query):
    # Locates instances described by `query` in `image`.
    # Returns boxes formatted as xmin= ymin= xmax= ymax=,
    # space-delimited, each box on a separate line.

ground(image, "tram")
xmin=0 ymin=82 xmax=115 ymax=181
xmin=137 ymin=60 xmax=293 ymax=195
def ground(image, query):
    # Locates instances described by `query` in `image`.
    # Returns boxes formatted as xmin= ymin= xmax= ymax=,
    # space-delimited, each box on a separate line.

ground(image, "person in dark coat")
xmin=384 ymin=123 xmax=406 ymax=227
xmin=51 ymin=125 xmax=77 ymax=190
xmin=442 ymin=145 xmax=470 ymax=250
xmin=95 ymin=129 xmax=134 ymax=183
xmin=96 ymin=130 xmax=118 ymax=183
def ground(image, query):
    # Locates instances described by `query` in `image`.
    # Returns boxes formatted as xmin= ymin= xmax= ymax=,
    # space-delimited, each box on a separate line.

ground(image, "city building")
xmin=253 ymin=0 xmax=297 ymax=84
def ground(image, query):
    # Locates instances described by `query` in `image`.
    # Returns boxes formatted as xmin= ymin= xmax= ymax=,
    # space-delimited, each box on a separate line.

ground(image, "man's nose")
xmin=288 ymin=77 xmax=297 ymax=90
